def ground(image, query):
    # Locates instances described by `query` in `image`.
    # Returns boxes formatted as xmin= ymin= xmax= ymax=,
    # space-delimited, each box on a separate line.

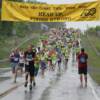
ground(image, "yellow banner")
xmin=1 ymin=0 xmax=100 ymax=22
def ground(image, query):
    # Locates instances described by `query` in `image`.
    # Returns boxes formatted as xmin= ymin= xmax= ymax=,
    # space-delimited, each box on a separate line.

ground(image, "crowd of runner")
xmin=9 ymin=27 xmax=88 ymax=90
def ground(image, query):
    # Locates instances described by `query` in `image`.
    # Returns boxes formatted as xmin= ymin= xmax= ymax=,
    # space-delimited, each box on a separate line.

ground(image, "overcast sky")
xmin=37 ymin=0 xmax=96 ymax=4
xmin=37 ymin=0 xmax=100 ymax=30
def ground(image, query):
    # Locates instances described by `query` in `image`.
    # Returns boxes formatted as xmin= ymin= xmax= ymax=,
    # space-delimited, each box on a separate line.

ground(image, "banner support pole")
xmin=98 ymin=0 xmax=100 ymax=20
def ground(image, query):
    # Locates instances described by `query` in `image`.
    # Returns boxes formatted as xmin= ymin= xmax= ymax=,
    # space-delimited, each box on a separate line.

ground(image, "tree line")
xmin=0 ymin=0 xmax=66 ymax=37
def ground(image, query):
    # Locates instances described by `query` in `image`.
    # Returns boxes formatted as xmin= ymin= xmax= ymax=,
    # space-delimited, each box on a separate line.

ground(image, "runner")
xmin=57 ymin=54 xmax=62 ymax=73
xmin=19 ymin=50 xmax=25 ymax=75
xmin=10 ymin=49 xmax=20 ymax=83
xmin=40 ymin=52 xmax=47 ymax=78
xmin=50 ymin=49 xmax=56 ymax=71
xmin=51 ymin=52 xmax=57 ymax=71
xmin=64 ymin=48 xmax=69 ymax=70
xmin=48 ymin=49 xmax=55 ymax=71
xmin=47 ymin=55 xmax=52 ymax=71
xmin=9 ymin=50 xmax=15 ymax=70
xmin=77 ymin=48 xmax=88 ymax=88
xmin=61 ymin=45 xmax=66 ymax=66
xmin=24 ymin=45 xmax=36 ymax=91
xmin=34 ymin=52 xmax=40 ymax=77
xmin=72 ymin=44 xmax=76 ymax=63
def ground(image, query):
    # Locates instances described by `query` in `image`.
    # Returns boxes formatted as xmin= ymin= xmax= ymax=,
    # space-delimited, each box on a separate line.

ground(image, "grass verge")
xmin=0 ymin=33 xmax=48 ymax=68
xmin=81 ymin=34 xmax=100 ymax=85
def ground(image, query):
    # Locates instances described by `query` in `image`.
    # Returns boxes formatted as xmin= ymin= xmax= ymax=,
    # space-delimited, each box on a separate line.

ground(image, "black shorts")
xmin=25 ymin=64 xmax=35 ymax=76
xmin=78 ymin=67 xmax=87 ymax=75
xmin=19 ymin=63 xmax=24 ymax=67
xmin=58 ymin=60 xmax=61 ymax=64
xmin=65 ymin=59 xmax=68 ymax=62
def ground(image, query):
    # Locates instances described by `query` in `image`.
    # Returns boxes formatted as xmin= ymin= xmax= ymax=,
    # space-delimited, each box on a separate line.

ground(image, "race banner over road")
xmin=1 ymin=0 xmax=100 ymax=22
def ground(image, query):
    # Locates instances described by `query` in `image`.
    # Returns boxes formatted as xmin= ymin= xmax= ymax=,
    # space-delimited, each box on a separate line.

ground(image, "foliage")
xmin=85 ymin=25 xmax=100 ymax=36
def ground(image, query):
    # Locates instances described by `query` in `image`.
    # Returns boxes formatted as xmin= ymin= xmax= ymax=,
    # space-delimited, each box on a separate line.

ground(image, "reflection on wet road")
xmin=0 ymin=55 xmax=100 ymax=100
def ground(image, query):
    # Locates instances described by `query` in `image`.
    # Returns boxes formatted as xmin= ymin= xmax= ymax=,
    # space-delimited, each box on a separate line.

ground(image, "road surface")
xmin=0 ymin=53 xmax=100 ymax=100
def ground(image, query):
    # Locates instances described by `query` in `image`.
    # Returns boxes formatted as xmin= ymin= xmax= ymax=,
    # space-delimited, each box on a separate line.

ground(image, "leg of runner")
xmin=72 ymin=52 xmax=74 ymax=63
xmin=58 ymin=61 xmax=61 ymax=73
xmin=13 ymin=63 xmax=18 ymax=83
xmin=65 ymin=58 xmax=68 ymax=70
xmin=82 ymin=67 xmax=88 ymax=87
xmin=29 ymin=67 xmax=35 ymax=91
xmin=40 ymin=60 xmax=46 ymax=78
xmin=51 ymin=61 xmax=55 ymax=71
xmin=58 ymin=55 xmax=62 ymax=73
xmin=24 ymin=72 xmax=28 ymax=88
xmin=11 ymin=63 xmax=16 ymax=83
xmin=14 ymin=68 xmax=17 ymax=83
xmin=34 ymin=64 xmax=39 ymax=77
xmin=19 ymin=63 xmax=24 ymax=76
xmin=80 ymin=74 xmax=83 ymax=87
xmin=61 ymin=54 xmax=64 ymax=69
xmin=84 ymin=75 xmax=87 ymax=87
xmin=48 ymin=60 xmax=52 ymax=71
xmin=29 ymin=76 xmax=35 ymax=91
xmin=24 ymin=64 xmax=29 ymax=88
xmin=42 ymin=68 xmax=45 ymax=78
xmin=29 ymin=76 xmax=33 ymax=91
xmin=84 ymin=67 xmax=88 ymax=87
xmin=48 ymin=61 xmax=51 ymax=71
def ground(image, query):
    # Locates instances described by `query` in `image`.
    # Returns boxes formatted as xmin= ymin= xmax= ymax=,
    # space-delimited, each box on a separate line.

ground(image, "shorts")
xmin=34 ymin=64 xmax=39 ymax=76
xmin=65 ymin=58 xmax=68 ymax=62
xmin=58 ymin=60 xmax=61 ymax=64
xmin=34 ymin=67 xmax=39 ymax=76
xmin=25 ymin=64 xmax=35 ymax=76
xmin=11 ymin=63 xmax=19 ymax=73
xmin=41 ymin=61 xmax=46 ymax=70
xmin=78 ymin=67 xmax=87 ymax=75
xmin=52 ymin=59 xmax=56 ymax=65
xmin=19 ymin=63 xmax=24 ymax=68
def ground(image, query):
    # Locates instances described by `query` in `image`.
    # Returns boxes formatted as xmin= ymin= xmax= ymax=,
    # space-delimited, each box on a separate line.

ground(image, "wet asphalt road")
xmin=0 ymin=55 xmax=100 ymax=100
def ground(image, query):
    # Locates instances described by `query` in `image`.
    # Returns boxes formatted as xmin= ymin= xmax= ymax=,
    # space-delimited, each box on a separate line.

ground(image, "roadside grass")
xmin=91 ymin=73 xmax=100 ymax=85
xmin=0 ymin=77 xmax=10 ymax=82
xmin=0 ymin=35 xmax=29 ymax=60
xmin=20 ymin=34 xmax=48 ymax=50
xmin=87 ymin=34 xmax=100 ymax=53
xmin=81 ymin=34 xmax=100 ymax=85
xmin=0 ymin=62 xmax=10 ymax=68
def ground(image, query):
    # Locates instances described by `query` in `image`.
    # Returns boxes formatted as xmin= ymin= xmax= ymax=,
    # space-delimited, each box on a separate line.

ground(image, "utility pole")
xmin=0 ymin=0 xmax=2 ymax=20
xmin=98 ymin=0 xmax=100 ymax=20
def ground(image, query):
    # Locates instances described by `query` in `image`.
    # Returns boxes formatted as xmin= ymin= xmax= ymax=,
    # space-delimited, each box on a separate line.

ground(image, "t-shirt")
xmin=41 ymin=55 xmax=45 ymax=61
xmin=65 ymin=50 xmax=69 ymax=58
xmin=19 ymin=53 xmax=24 ymax=63
xmin=24 ymin=51 xmax=36 ymax=65
xmin=79 ymin=55 xmax=86 ymax=63
xmin=57 ymin=55 xmax=62 ymax=62
xmin=13 ymin=53 xmax=20 ymax=63
xmin=35 ymin=54 xmax=40 ymax=64
xmin=78 ymin=52 xmax=88 ymax=68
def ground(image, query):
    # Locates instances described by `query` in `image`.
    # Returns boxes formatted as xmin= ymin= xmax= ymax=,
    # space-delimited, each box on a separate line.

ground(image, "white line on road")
xmin=88 ymin=75 xmax=100 ymax=100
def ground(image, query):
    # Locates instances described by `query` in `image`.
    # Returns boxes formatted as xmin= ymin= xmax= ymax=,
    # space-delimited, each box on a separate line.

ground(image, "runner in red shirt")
xmin=77 ymin=48 xmax=88 ymax=87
